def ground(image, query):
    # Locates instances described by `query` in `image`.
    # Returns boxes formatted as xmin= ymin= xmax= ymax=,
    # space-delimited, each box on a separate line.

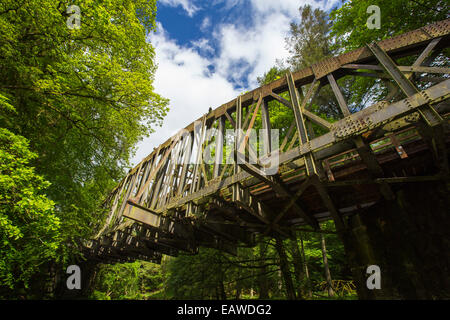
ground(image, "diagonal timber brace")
xmin=236 ymin=155 xmax=319 ymax=230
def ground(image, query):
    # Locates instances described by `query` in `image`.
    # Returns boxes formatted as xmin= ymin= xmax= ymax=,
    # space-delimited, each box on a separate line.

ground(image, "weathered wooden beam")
xmin=287 ymin=72 xmax=318 ymax=176
xmin=354 ymin=136 xmax=395 ymax=200
xmin=327 ymin=73 xmax=351 ymax=117
xmin=213 ymin=116 xmax=225 ymax=178
xmin=388 ymin=133 xmax=409 ymax=159
xmin=267 ymin=176 xmax=313 ymax=229
xmin=237 ymin=159 xmax=319 ymax=230
xmin=233 ymin=96 xmax=243 ymax=202
xmin=261 ymin=98 xmax=272 ymax=155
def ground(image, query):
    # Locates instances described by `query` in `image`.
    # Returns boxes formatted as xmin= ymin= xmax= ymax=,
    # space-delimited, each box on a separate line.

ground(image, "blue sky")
xmin=131 ymin=0 xmax=341 ymax=166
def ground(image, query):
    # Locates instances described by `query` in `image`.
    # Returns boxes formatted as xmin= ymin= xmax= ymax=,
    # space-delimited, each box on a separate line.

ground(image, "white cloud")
xmin=200 ymin=16 xmax=211 ymax=32
xmin=191 ymin=38 xmax=215 ymax=55
xmin=158 ymin=0 xmax=200 ymax=17
xmin=211 ymin=0 xmax=341 ymax=88
xmin=213 ymin=12 xmax=292 ymax=88
xmin=131 ymin=0 xmax=341 ymax=166
xmin=131 ymin=23 xmax=240 ymax=165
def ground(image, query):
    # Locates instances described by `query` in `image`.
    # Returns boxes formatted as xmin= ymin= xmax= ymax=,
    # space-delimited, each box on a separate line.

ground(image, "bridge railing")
xmin=85 ymin=19 xmax=450 ymax=263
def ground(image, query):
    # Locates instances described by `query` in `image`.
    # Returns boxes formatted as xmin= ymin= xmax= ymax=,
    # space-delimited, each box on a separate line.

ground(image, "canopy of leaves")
xmin=330 ymin=0 xmax=449 ymax=52
xmin=0 ymin=122 xmax=60 ymax=291
xmin=91 ymin=261 xmax=163 ymax=300
xmin=0 ymin=0 xmax=168 ymax=262
xmin=286 ymin=5 xmax=331 ymax=71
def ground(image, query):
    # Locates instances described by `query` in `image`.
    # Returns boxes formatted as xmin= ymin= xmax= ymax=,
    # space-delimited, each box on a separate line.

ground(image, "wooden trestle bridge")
xmin=82 ymin=19 xmax=450 ymax=266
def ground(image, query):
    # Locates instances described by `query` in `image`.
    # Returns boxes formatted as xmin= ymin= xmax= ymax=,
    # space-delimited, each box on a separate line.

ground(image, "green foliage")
xmin=299 ymin=223 xmax=349 ymax=285
xmin=286 ymin=5 xmax=332 ymax=71
xmin=164 ymin=248 xmax=230 ymax=299
xmin=0 ymin=0 xmax=169 ymax=298
xmin=330 ymin=0 xmax=449 ymax=52
xmin=90 ymin=261 xmax=163 ymax=300
xmin=162 ymin=245 xmax=283 ymax=300
xmin=0 ymin=0 xmax=168 ymax=239
xmin=0 ymin=0 xmax=168 ymax=294
xmin=0 ymin=122 xmax=60 ymax=290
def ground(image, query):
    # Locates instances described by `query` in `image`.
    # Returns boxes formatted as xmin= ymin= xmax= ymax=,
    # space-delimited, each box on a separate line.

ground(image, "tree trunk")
xmin=300 ymin=233 xmax=312 ymax=298
xmin=274 ymin=236 xmax=297 ymax=300
xmin=289 ymin=235 xmax=305 ymax=299
xmin=321 ymin=234 xmax=335 ymax=297
xmin=234 ymin=268 xmax=241 ymax=299
xmin=215 ymin=287 xmax=220 ymax=300
xmin=219 ymin=265 xmax=227 ymax=300
xmin=219 ymin=281 xmax=227 ymax=300
xmin=257 ymin=242 xmax=269 ymax=299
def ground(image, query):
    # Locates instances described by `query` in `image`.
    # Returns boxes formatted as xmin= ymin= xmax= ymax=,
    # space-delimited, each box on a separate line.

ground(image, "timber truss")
xmin=83 ymin=19 xmax=450 ymax=264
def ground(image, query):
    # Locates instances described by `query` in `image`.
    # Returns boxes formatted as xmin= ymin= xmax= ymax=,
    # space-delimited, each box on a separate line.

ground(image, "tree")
xmin=287 ymin=234 xmax=306 ymax=298
xmin=285 ymin=4 xmax=345 ymax=121
xmin=164 ymin=248 xmax=231 ymax=299
xmin=0 ymin=97 xmax=61 ymax=294
xmin=274 ymin=236 xmax=297 ymax=300
xmin=320 ymin=234 xmax=334 ymax=297
xmin=330 ymin=0 xmax=449 ymax=52
xmin=0 ymin=0 xmax=168 ymax=295
xmin=286 ymin=5 xmax=332 ymax=71
xmin=90 ymin=260 xmax=164 ymax=300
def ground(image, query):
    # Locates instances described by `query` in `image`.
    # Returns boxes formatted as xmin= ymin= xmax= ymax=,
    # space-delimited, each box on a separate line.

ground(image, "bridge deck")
xmin=83 ymin=19 xmax=450 ymax=264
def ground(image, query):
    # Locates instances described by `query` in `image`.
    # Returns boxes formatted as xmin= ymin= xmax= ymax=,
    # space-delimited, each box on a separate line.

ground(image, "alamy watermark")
xmin=366 ymin=5 xmax=381 ymax=30
xmin=366 ymin=265 xmax=381 ymax=290
xmin=66 ymin=264 xmax=81 ymax=290
xmin=66 ymin=5 xmax=81 ymax=30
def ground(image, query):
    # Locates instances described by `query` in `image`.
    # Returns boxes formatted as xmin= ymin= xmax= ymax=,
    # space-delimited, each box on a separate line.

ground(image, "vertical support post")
xmin=286 ymin=72 xmax=317 ymax=176
xmin=260 ymin=99 xmax=271 ymax=156
xmin=118 ymin=163 xmax=143 ymax=220
xmin=187 ymin=117 xmax=206 ymax=215
xmin=323 ymin=159 xmax=335 ymax=182
xmin=139 ymin=146 xmax=161 ymax=205
xmin=178 ymin=132 xmax=193 ymax=196
xmin=233 ymin=96 xmax=243 ymax=202
xmin=150 ymin=157 xmax=169 ymax=210
xmin=160 ymin=140 xmax=183 ymax=206
xmin=214 ymin=116 xmax=225 ymax=178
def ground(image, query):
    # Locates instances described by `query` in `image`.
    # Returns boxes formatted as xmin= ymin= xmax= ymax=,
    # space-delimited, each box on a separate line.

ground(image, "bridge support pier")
xmin=340 ymin=182 xmax=450 ymax=299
